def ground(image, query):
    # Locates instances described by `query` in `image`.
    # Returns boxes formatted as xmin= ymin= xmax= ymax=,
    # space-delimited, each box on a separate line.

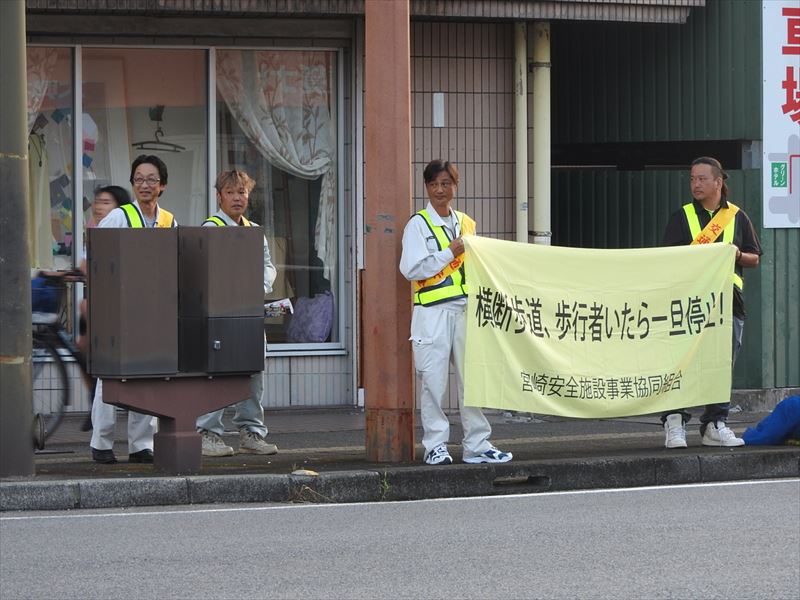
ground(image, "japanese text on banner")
xmin=463 ymin=237 xmax=735 ymax=418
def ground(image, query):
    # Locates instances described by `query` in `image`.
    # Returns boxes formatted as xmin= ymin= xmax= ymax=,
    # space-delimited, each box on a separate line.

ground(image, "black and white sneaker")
xmin=424 ymin=444 xmax=453 ymax=465
xmin=463 ymin=445 xmax=513 ymax=464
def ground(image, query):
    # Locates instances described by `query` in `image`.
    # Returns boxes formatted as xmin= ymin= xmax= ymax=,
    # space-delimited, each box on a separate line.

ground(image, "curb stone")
xmin=188 ymin=474 xmax=290 ymax=505
xmin=495 ymin=457 xmax=657 ymax=493
xmin=381 ymin=463 xmax=495 ymax=501
xmin=654 ymin=455 xmax=702 ymax=486
xmin=698 ymin=450 xmax=800 ymax=482
xmin=0 ymin=481 xmax=80 ymax=512
xmin=79 ymin=477 xmax=189 ymax=509
xmin=290 ymin=471 xmax=382 ymax=503
xmin=2 ymin=449 xmax=798 ymax=512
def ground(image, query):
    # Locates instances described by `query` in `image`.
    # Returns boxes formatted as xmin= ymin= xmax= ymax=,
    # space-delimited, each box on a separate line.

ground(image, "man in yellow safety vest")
xmin=196 ymin=170 xmax=278 ymax=458
xmin=98 ymin=154 xmax=176 ymax=229
xmin=660 ymin=156 xmax=762 ymax=449
xmin=90 ymin=155 xmax=176 ymax=464
xmin=400 ymin=159 xmax=512 ymax=466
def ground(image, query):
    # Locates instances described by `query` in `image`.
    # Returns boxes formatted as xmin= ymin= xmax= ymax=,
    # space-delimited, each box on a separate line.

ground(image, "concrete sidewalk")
xmin=2 ymin=408 xmax=798 ymax=511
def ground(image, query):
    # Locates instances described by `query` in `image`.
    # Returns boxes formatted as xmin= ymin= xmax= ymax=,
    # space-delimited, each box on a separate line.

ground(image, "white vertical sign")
xmin=432 ymin=92 xmax=445 ymax=128
xmin=763 ymin=0 xmax=800 ymax=228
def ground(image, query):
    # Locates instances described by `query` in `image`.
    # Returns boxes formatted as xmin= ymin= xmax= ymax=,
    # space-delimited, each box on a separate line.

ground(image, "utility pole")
xmin=363 ymin=0 xmax=415 ymax=462
xmin=0 ymin=0 xmax=35 ymax=476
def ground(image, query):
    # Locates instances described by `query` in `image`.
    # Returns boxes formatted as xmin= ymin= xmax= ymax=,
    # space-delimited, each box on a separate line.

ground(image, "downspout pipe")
xmin=531 ymin=21 xmax=552 ymax=245
xmin=514 ymin=22 xmax=528 ymax=243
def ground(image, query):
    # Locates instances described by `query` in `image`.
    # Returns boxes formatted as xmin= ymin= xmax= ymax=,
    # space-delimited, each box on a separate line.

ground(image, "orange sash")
xmin=412 ymin=214 xmax=476 ymax=292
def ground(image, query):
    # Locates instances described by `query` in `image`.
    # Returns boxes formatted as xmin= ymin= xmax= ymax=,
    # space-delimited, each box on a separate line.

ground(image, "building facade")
xmin=21 ymin=0 xmax=798 ymax=413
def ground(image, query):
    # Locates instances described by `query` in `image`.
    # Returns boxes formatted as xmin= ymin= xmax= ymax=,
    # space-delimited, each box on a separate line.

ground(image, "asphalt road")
xmin=1 ymin=479 xmax=798 ymax=599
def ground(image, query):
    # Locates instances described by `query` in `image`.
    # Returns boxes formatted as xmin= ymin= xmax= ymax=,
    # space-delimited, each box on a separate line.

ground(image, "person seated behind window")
xmin=79 ymin=186 xmax=132 ymax=355
xmin=87 ymin=185 xmax=131 ymax=228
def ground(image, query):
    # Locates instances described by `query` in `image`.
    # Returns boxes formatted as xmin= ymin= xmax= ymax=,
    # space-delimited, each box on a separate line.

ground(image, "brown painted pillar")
xmin=363 ymin=0 xmax=414 ymax=462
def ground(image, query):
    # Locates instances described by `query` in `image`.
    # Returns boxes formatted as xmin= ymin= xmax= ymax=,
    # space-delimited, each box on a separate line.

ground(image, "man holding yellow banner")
xmin=463 ymin=235 xmax=736 ymax=420
xmin=462 ymin=172 xmax=758 ymax=444
xmin=462 ymin=157 xmax=761 ymax=450
xmin=660 ymin=157 xmax=762 ymax=449
xmin=400 ymin=160 xmax=512 ymax=466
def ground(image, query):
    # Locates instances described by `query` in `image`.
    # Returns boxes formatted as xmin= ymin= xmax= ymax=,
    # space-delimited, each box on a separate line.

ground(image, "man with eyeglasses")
xmin=89 ymin=154 xmax=175 ymax=464
xmin=400 ymin=159 xmax=512 ymax=466
xmin=97 ymin=154 xmax=176 ymax=229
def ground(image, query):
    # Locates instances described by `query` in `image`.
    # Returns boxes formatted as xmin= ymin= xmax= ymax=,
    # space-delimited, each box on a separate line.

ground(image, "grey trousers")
xmin=662 ymin=316 xmax=745 ymax=431
xmin=196 ymin=371 xmax=267 ymax=438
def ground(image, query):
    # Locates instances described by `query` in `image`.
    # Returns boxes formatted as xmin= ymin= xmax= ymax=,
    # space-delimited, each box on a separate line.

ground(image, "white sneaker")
xmin=702 ymin=421 xmax=745 ymax=447
xmin=200 ymin=430 xmax=234 ymax=457
xmin=424 ymin=444 xmax=453 ymax=465
xmin=463 ymin=445 xmax=513 ymax=464
xmin=238 ymin=429 xmax=278 ymax=455
xmin=664 ymin=414 xmax=687 ymax=448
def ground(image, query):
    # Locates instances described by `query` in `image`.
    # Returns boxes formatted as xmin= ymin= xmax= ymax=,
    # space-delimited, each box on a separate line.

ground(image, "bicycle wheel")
xmin=31 ymin=336 xmax=70 ymax=449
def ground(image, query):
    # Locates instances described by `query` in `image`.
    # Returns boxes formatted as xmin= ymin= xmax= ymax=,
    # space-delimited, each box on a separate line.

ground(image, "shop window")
xmin=216 ymin=49 xmax=339 ymax=345
xmin=26 ymin=47 xmax=74 ymax=270
xmin=82 ymin=48 xmax=207 ymax=227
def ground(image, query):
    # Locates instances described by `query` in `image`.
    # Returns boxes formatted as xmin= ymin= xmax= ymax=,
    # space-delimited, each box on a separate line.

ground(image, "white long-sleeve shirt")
xmin=399 ymin=201 xmax=467 ymax=310
xmin=203 ymin=209 xmax=277 ymax=296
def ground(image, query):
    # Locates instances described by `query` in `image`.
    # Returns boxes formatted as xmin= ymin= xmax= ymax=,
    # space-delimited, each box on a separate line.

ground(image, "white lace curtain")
xmin=27 ymin=48 xmax=58 ymax=134
xmin=216 ymin=49 xmax=337 ymax=280
xmin=26 ymin=48 xmax=59 ymax=269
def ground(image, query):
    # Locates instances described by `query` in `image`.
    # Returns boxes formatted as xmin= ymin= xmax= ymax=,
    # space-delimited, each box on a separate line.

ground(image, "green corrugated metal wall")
xmin=553 ymin=0 xmax=761 ymax=143
xmin=550 ymin=0 xmax=800 ymax=389
xmin=551 ymin=169 xmax=800 ymax=389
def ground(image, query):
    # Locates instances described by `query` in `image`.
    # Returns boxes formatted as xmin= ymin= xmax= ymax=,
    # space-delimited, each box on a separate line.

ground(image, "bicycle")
xmin=29 ymin=280 xmax=293 ymax=450
xmin=31 ymin=270 xmax=93 ymax=450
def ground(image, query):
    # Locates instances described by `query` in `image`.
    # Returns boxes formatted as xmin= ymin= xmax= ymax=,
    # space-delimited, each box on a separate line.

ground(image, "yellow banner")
xmin=463 ymin=237 xmax=735 ymax=418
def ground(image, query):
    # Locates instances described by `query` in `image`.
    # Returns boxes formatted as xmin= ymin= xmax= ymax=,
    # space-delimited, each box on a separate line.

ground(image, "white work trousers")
xmin=410 ymin=304 xmax=492 ymax=455
xmin=89 ymin=379 xmax=156 ymax=453
xmin=195 ymin=371 xmax=266 ymax=438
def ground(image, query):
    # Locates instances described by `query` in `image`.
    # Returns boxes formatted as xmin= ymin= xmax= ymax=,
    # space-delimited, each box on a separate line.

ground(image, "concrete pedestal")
xmin=102 ymin=375 xmax=252 ymax=474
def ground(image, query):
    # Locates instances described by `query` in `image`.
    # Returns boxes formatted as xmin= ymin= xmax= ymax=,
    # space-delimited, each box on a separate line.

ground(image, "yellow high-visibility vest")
xmin=203 ymin=215 xmax=252 ymax=227
xmin=121 ymin=203 xmax=176 ymax=228
xmin=682 ymin=202 xmax=743 ymax=290
xmin=412 ymin=209 xmax=472 ymax=306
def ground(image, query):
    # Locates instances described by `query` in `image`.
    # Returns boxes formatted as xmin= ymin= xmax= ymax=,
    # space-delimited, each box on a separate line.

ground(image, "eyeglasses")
xmin=426 ymin=181 xmax=453 ymax=190
xmin=132 ymin=176 xmax=161 ymax=187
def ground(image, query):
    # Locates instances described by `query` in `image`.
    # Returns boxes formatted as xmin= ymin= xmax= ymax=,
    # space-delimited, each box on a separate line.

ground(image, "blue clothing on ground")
xmin=31 ymin=276 xmax=61 ymax=313
xmin=742 ymin=396 xmax=800 ymax=445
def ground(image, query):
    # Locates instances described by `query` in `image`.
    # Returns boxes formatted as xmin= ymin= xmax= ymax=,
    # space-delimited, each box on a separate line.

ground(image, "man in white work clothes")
xmin=400 ymin=159 xmax=512 ymax=466
xmin=90 ymin=154 xmax=176 ymax=464
xmin=196 ymin=169 xmax=279 ymax=457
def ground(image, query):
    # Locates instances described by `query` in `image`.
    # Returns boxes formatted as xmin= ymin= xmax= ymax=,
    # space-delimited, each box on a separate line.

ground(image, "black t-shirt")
xmin=662 ymin=198 xmax=762 ymax=319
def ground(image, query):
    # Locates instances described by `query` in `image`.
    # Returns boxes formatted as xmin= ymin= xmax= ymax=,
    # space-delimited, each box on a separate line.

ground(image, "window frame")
xmin=27 ymin=42 xmax=348 ymax=357
xmin=211 ymin=45 xmax=347 ymax=354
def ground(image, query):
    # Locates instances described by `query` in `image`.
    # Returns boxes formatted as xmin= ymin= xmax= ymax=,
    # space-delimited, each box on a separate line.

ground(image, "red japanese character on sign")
xmin=696 ymin=234 xmax=711 ymax=244
xmin=709 ymin=223 xmax=722 ymax=235
xmin=782 ymin=66 xmax=800 ymax=123
xmin=783 ymin=7 xmax=800 ymax=55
